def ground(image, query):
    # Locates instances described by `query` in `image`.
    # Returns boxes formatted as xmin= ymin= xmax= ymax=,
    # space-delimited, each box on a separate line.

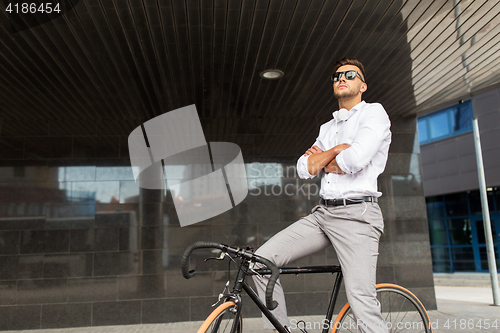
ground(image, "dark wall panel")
xmin=0 ymin=0 xmax=437 ymax=330
xmin=0 ymin=114 xmax=435 ymax=329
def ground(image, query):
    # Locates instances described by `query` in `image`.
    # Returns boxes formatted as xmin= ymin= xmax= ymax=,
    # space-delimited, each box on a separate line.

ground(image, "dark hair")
xmin=331 ymin=57 xmax=366 ymax=83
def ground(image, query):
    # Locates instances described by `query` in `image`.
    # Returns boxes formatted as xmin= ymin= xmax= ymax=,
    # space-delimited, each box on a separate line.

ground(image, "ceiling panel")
xmin=1 ymin=0 xmax=499 ymax=159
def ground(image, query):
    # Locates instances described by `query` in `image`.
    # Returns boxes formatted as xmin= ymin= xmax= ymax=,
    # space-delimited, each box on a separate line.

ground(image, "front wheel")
xmin=333 ymin=284 xmax=432 ymax=333
xmin=197 ymin=301 xmax=242 ymax=333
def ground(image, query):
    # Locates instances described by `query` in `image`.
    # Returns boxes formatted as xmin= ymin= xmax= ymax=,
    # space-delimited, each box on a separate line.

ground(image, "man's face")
xmin=332 ymin=65 xmax=367 ymax=100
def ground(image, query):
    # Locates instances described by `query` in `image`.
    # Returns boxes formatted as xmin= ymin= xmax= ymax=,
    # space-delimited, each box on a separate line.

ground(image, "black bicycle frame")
xmin=229 ymin=264 xmax=344 ymax=333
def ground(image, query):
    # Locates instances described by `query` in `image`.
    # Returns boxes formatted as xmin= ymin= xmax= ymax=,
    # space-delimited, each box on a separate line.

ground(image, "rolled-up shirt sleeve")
xmin=297 ymin=154 xmax=314 ymax=179
xmin=297 ymin=139 xmax=325 ymax=179
xmin=336 ymin=104 xmax=391 ymax=174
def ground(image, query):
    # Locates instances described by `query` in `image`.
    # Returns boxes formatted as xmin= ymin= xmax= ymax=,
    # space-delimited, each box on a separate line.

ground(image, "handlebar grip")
xmin=256 ymin=256 xmax=280 ymax=310
xmin=180 ymin=241 xmax=280 ymax=311
xmin=181 ymin=241 xmax=224 ymax=279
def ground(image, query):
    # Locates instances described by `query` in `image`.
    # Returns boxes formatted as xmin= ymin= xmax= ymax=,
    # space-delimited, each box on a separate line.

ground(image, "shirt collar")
xmin=332 ymin=100 xmax=366 ymax=120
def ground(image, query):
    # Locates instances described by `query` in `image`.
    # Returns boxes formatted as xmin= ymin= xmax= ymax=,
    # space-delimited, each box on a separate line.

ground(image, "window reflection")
xmin=448 ymin=218 xmax=472 ymax=245
xmin=428 ymin=219 xmax=448 ymax=246
xmin=1 ymin=165 xmax=139 ymax=219
xmin=427 ymin=190 xmax=500 ymax=273
xmin=444 ymin=192 xmax=469 ymax=217
xmin=417 ymin=118 xmax=428 ymax=143
xmin=426 ymin=196 xmax=445 ymax=219
xmin=475 ymin=219 xmax=497 ymax=244
xmin=429 ymin=112 xmax=450 ymax=140
xmin=58 ymin=166 xmax=96 ymax=182
xmin=431 ymin=247 xmax=451 ymax=273
xmin=417 ymin=101 xmax=473 ymax=145
xmin=469 ymin=189 xmax=494 ymax=215
xmin=479 ymin=247 xmax=500 ymax=271
xmin=452 ymin=103 xmax=473 ymax=132
xmin=246 ymin=162 xmax=283 ymax=190
xmin=450 ymin=247 xmax=475 ymax=271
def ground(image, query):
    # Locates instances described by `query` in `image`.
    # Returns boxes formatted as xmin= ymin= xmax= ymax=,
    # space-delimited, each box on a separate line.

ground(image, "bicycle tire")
xmin=333 ymin=284 xmax=432 ymax=333
xmin=197 ymin=301 xmax=242 ymax=333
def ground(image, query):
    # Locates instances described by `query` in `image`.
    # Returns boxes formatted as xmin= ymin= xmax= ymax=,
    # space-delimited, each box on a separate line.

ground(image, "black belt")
xmin=320 ymin=196 xmax=378 ymax=207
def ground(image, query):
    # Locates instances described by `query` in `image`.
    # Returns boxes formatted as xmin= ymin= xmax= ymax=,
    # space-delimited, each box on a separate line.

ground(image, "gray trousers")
xmin=252 ymin=202 xmax=388 ymax=333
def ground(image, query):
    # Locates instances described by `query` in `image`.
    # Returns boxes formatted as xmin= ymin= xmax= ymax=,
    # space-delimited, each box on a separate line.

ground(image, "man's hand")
xmin=304 ymin=145 xmax=323 ymax=156
xmin=305 ymin=144 xmax=350 ymax=176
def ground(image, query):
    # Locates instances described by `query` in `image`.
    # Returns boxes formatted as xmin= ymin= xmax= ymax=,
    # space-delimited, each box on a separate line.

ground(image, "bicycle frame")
xmin=184 ymin=242 xmax=432 ymax=333
xmin=228 ymin=259 xmax=344 ymax=333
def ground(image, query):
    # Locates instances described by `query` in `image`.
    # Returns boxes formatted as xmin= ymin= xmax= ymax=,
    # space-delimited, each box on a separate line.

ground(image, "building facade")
xmin=420 ymin=85 xmax=500 ymax=273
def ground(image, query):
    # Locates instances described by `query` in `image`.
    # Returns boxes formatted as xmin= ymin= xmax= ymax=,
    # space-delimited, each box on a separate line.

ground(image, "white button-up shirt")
xmin=297 ymin=101 xmax=391 ymax=199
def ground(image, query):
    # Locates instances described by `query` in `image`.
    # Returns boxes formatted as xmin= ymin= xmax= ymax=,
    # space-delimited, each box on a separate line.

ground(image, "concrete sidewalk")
xmin=2 ymin=275 xmax=499 ymax=333
xmin=434 ymin=272 xmax=500 ymax=287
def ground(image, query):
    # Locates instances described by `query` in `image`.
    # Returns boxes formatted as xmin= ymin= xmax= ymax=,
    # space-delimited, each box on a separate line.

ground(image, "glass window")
xmin=426 ymin=196 xmax=445 ymax=218
xmin=417 ymin=118 xmax=429 ymax=143
xmin=494 ymin=187 xmax=500 ymax=213
xmin=417 ymin=101 xmax=473 ymax=144
xmin=429 ymin=111 xmax=450 ymax=140
xmin=469 ymin=190 xmax=495 ymax=215
xmin=428 ymin=219 xmax=448 ymax=246
xmin=444 ymin=192 xmax=469 ymax=217
xmin=452 ymin=103 xmax=473 ymax=132
xmin=431 ymin=247 xmax=451 ymax=273
xmin=474 ymin=219 xmax=497 ymax=244
xmin=448 ymin=218 xmax=472 ymax=245
xmin=479 ymin=247 xmax=500 ymax=271
xmin=450 ymin=247 xmax=475 ymax=271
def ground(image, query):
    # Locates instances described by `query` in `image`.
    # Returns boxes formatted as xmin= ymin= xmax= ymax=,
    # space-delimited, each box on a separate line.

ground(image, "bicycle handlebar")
xmin=180 ymin=241 xmax=279 ymax=310
xmin=180 ymin=241 xmax=225 ymax=279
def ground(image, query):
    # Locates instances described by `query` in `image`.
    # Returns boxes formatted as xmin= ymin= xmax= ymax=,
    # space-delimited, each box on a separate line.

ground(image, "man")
xmin=253 ymin=57 xmax=391 ymax=333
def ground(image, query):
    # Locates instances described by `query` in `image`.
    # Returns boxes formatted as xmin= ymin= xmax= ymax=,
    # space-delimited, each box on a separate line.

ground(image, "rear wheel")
xmin=197 ymin=301 xmax=242 ymax=333
xmin=334 ymin=284 xmax=432 ymax=333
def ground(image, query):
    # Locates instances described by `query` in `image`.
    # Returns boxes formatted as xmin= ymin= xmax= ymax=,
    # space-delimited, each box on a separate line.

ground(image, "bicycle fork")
xmin=228 ymin=259 xmax=289 ymax=333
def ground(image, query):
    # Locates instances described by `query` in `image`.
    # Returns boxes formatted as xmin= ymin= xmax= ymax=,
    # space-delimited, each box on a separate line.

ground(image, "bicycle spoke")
xmin=393 ymin=295 xmax=411 ymax=329
xmin=398 ymin=306 xmax=424 ymax=333
xmin=220 ymin=317 xmax=232 ymax=332
xmin=343 ymin=313 xmax=356 ymax=333
xmin=368 ymin=288 xmax=429 ymax=333
xmin=400 ymin=311 xmax=424 ymax=333
xmin=390 ymin=291 xmax=406 ymax=328
xmin=383 ymin=290 xmax=398 ymax=325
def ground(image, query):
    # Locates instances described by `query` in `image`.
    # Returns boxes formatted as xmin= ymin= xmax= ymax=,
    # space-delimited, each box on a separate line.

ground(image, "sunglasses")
xmin=330 ymin=70 xmax=365 ymax=83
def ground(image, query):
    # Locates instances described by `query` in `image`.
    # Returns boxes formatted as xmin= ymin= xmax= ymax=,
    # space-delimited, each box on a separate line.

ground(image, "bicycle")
xmin=181 ymin=241 xmax=432 ymax=333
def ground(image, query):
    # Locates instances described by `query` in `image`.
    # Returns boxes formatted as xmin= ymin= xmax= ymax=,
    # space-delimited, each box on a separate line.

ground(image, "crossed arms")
xmin=303 ymin=144 xmax=350 ymax=175
xmin=298 ymin=104 xmax=391 ymax=179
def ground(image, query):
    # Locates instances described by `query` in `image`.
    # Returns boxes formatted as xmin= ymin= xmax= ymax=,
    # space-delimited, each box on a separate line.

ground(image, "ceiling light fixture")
xmin=260 ymin=69 xmax=284 ymax=79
